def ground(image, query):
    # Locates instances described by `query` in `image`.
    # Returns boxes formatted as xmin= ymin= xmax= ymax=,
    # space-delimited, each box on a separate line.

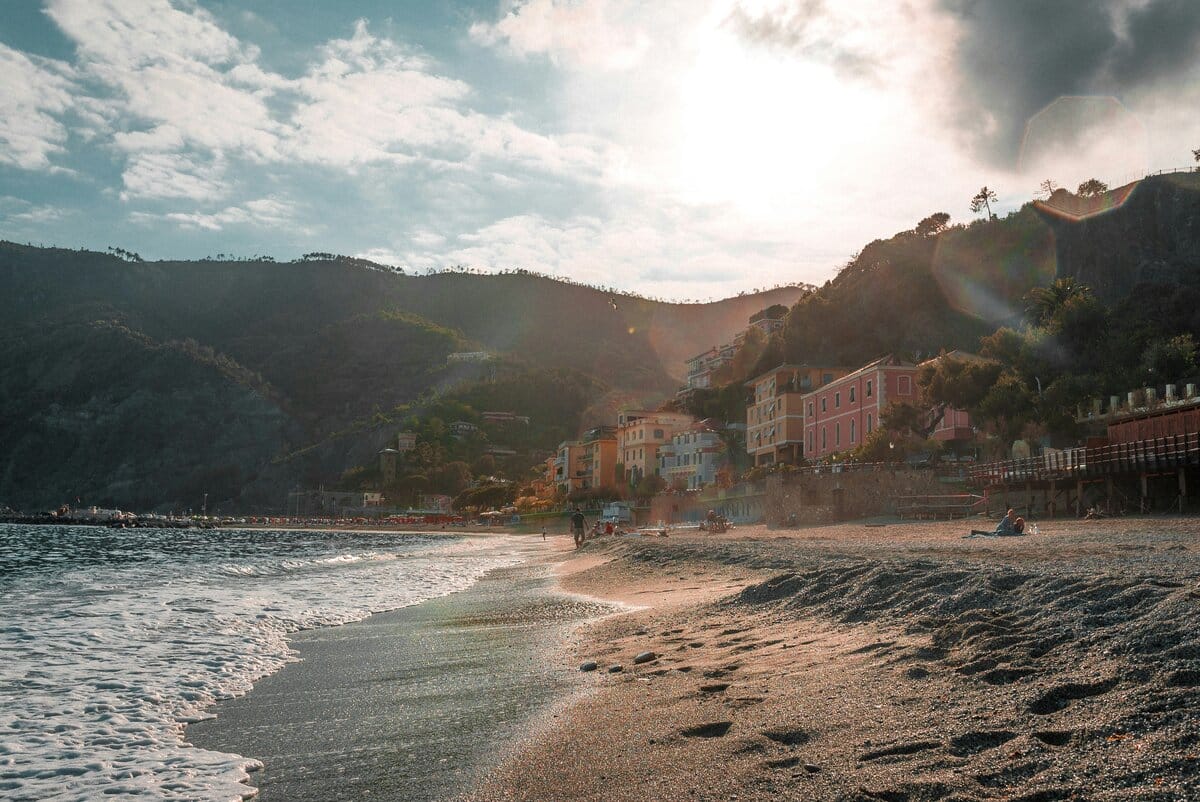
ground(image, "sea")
xmin=0 ymin=524 xmax=522 ymax=801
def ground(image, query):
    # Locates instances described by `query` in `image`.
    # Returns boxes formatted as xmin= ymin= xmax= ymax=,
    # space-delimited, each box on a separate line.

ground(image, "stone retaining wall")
xmin=765 ymin=469 xmax=951 ymax=526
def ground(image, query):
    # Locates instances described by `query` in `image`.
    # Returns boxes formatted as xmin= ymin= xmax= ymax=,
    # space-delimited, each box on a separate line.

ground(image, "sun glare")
xmin=677 ymin=28 xmax=874 ymax=218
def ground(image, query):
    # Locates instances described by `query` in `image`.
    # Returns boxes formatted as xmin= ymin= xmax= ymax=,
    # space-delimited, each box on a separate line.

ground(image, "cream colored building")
xmin=617 ymin=410 xmax=696 ymax=484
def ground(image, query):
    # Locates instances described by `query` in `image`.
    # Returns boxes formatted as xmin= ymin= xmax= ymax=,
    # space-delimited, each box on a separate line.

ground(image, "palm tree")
xmin=1024 ymin=277 xmax=1090 ymax=326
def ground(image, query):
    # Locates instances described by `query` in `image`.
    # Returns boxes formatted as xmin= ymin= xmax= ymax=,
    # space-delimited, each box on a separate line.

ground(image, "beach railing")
xmin=967 ymin=433 xmax=1200 ymax=486
xmin=895 ymin=493 xmax=986 ymax=520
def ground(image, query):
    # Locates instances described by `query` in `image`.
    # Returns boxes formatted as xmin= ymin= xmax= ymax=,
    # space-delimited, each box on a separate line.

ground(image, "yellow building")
xmin=554 ymin=440 xmax=588 ymax=493
xmin=580 ymin=426 xmax=619 ymax=490
xmin=616 ymin=410 xmax=696 ymax=484
xmin=746 ymin=364 xmax=850 ymax=466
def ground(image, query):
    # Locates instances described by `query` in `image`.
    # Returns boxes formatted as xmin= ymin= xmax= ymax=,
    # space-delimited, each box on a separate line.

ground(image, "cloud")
xmin=940 ymin=0 xmax=1200 ymax=165
xmin=395 ymin=199 xmax=814 ymax=300
xmin=721 ymin=0 xmax=881 ymax=80
xmin=0 ymin=196 xmax=70 ymax=226
xmin=0 ymin=44 xmax=77 ymax=170
xmin=119 ymin=151 xmax=229 ymax=201
xmin=34 ymin=4 xmax=616 ymax=205
xmin=470 ymin=0 xmax=650 ymax=70
xmin=133 ymin=197 xmax=300 ymax=231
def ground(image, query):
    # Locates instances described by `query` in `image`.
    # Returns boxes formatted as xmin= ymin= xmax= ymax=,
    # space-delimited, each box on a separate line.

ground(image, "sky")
xmin=2 ymin=0 xmax=1199 ymax=301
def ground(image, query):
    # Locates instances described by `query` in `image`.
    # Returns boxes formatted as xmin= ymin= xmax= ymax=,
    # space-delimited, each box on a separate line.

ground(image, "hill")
xmin=779 ymin=172 xmax=1200 ymax=370
xmin=0 ymin=243 xmax=805 ymax=512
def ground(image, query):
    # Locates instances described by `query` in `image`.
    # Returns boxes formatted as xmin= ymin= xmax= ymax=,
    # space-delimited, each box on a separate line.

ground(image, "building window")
xmin=821 ymin=397 xmax=827 ymax=413
xmin=849 ymin=387 xmax=856 ymax=403
xmin=866 ymin=379 xmax=873 ymax=398
xmin=835 ymin=422 xmax=840 ymax=446
xmin=807 ymin=431 xmax=814 ymax=453
xmin=835 ymin=392 xmax=841 ymax=408
xmin=654 ymin=429 xmax=664 ymax=439
xmin=808 ymin=402 xmax=814 ymax=417
xmin=898 ymin=376 xmax=911 ymax=395
xmin=867 ymin=413 xmax=873 ymax=433
xmin=821 ymin=427 xmax=827 ymax=449
xmin=823 ymin=373 xmax=833 ymax=384
xmin=850 ymin=419 xmax=856 ymax=443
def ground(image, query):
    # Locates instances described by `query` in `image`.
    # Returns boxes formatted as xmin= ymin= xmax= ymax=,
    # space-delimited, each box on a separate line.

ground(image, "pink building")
xmin=802 ymin=354 xmax=974 ymax=460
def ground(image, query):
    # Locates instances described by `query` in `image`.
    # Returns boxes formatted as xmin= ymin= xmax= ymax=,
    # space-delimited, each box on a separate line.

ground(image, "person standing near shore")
xmin=570 ymin=507 xmax=586 ymax=548
xmin=541 ymin=526 xmax=547 ymax=541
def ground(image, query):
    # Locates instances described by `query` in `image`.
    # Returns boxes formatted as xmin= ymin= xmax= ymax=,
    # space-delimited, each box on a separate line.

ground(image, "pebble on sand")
xmin=608 ymin=665 xmax=623 ymax=673
xmin=633 ymin=651 xmax=657 ymax=664
xmin=580 ymin=661 xmax=598 ymax=672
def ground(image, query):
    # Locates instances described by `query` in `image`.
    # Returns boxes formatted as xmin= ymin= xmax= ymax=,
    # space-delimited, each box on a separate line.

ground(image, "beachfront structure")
xmin=658 ymin=422 xmax=724 ymax=490
xmin=617 ymin=410 xmax=696 ymax=484
xmin=580 ymin=426 xmax=619 ymax=490
xmin=685 ymin=347 xmax=735 ymax=390
xmin=395 ymin=432 xmax=417 ymax=453
xmin=746 ymin=364 xmax=850 ymax=466
xmin=287 ymin=490 xmax=384 ymax=516
xmin=554 ymin=440 xmax=588 ymax=493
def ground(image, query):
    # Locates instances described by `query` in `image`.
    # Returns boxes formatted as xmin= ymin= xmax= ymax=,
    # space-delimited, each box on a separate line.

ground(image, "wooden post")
xmin=1075 ymin=480 xmax=1083 ymax=518
xmin=1179 ymin=468 xmax=1187 ymax=513
xmin=1140 ymin=473 xmax=1149 ymax=513
xmin=1048 ymin=480 xmax=1056 ymax=519
xmin=1026 ymin=482 xmax=1033 ymax=518
xmin=1105 ymin=476 xmax=1114 ymax=515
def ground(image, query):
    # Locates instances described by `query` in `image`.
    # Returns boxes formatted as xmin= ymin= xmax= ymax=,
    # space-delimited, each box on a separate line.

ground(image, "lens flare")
xmin=932 ymin=219 xmax=1057 ymax=323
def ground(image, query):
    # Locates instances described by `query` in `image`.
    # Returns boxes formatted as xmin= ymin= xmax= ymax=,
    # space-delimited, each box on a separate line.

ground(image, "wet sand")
xmin=465 ymin=517 xmax=1200 ymax=801
xmin=188 ymin=552 xmax=618 ymax=801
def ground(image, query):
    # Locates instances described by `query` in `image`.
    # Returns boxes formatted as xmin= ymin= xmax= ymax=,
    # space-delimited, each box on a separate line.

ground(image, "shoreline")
xmin=462 ymin=517 xmax=1200 ymax=801
xmin=186 ymin=537 xmax=620 ymax=801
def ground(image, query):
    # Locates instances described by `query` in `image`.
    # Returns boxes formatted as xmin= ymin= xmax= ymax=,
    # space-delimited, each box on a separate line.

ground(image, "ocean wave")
xmin=0 ymin=526 xmax=523 ymax=801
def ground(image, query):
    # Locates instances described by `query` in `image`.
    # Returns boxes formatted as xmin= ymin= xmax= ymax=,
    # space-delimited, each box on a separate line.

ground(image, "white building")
xmin=657 ymin=423 xmax=724 ymax=490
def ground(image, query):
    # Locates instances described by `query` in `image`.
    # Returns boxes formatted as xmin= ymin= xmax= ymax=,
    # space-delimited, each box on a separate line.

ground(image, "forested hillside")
xmin=0 ymin=243 xmax=802 ymax=511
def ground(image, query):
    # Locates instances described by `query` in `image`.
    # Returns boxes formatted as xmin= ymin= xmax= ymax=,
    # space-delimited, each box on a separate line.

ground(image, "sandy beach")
xmin=463 ymin=517 xmax=1200 ymax=801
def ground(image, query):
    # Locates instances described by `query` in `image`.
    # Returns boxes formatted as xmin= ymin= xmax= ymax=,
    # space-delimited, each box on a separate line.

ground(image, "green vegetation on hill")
xmin=0 ymin=242 xmax=797 ymax=511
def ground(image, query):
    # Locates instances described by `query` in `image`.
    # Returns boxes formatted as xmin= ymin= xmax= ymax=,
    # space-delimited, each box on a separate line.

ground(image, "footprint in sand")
xmin=680 ymin=721 xmax=733 ymax=738
xmin=1028 ymin=677 xmax=1118 ymax=715
xmin=947 ymin=730 xmax=1016 ymax=757
xmin=762 ymin=728 xmax=810 ymax=747
xmin=858 ymin=740 xmax=940 ymax=761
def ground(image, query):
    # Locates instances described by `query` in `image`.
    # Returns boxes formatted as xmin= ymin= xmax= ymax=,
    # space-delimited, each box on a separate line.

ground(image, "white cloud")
xmin=133 ymin=196 xmax=300 ymax=231
xmin=0 ymin=44 xmax=77 ymax=170
xmin=44 ymin=0 xmax=249 ymax=69
xmin=34 ymin=4 xmax=615 ymax=206
xmin=471 ymin=0 xmax=650 ymax=70
xmin=399 ymin=198 xmax=816 ymax=300
xmin=0 ymin=196 xmax=70 ymax=226
xmin=119 ymin=151 xmax=229 ymax=202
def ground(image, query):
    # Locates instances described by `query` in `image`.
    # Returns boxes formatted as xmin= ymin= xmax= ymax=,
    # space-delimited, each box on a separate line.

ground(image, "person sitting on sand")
xmin=968 ymin=508 xmax=1022 ymax=538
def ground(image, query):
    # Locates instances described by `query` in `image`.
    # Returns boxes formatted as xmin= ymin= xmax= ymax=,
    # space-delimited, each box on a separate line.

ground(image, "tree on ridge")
xmin=970 ymin=186 xmax=998 ymax=218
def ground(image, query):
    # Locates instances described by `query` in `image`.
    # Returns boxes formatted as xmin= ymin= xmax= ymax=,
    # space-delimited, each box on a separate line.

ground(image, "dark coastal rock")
xmin=633 ymin=651 xmax=657 ymax=665
xmin=608 ymin=664 xmax=623 ymax=673
xmin=579 ymin=661 xmax=598 ymax=672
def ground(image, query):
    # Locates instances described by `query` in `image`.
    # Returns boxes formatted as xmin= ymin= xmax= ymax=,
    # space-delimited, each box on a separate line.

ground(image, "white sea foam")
xmin=0 ymin=527 xmax=523 ymax=801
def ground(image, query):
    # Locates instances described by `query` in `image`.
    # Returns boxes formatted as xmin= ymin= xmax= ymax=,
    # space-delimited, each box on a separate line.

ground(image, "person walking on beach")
xmin=570 ymin=507 xmax=586 ymax=548
xmin=541 ymin=526 xmax=547 ymax=541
